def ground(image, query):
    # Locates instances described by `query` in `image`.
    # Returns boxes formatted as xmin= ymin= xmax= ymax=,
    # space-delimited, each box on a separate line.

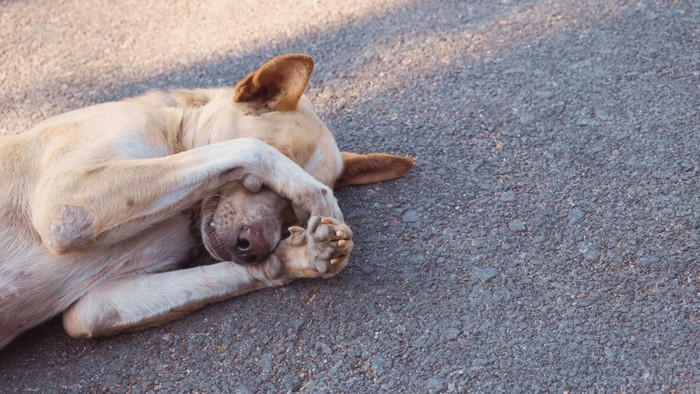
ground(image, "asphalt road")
xmin=1 ymin=0 xmax=699 ymax=392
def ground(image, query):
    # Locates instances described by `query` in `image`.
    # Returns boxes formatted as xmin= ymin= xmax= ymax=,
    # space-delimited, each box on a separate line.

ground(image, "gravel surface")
xmin=1 ymin=0 xmax=699 ymax=392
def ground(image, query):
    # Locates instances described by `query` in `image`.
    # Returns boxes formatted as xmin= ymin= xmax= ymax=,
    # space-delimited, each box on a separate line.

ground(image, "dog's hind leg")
xmin=32 ymin=138 xmax=342 ymax=254
xmin=61 ymin=216 xmax=352 ymax=338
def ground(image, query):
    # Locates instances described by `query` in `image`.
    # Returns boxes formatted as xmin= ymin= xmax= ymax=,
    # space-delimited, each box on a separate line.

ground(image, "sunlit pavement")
xmin=1 ymin=1 xmax=698 ymax=392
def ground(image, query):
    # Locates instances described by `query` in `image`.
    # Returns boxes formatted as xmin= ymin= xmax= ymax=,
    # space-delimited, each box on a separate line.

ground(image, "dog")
xmin=0 ymin=54 xmax=414 ymax=350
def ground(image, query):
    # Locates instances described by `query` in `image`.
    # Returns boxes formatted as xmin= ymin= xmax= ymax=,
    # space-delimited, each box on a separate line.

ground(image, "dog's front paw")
xmin=283 ymin=216 xmax=354 ymax=279
xmin=291 ymin=185 xmax=344 ymax=224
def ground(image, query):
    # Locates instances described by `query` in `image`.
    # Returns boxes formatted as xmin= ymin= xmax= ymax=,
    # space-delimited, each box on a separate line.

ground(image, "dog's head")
xmin=198 ymin=54 xmax=414 ymax=264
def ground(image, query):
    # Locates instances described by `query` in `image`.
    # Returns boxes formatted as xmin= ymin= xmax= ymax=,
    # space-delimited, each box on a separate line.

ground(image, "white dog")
xmin=0 ymin=54 xmax=414 ymax=349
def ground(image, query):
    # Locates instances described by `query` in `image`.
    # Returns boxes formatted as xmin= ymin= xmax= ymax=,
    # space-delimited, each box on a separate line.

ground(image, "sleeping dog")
xmin=0 ymin=54 xmax=413 ymax=349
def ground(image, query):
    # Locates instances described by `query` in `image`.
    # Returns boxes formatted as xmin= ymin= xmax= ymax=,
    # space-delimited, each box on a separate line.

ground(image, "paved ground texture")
xmin=1 ymin=0 xmax=699 ymax=392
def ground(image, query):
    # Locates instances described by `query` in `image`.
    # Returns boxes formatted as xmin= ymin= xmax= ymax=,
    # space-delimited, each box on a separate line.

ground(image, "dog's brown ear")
xmin=334 ymin=152 xmax=415 ymax=190
xmin=233 ymin=54 xmax=314 ymax=112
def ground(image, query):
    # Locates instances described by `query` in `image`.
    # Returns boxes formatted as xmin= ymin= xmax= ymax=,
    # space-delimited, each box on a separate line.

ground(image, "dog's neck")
xmin=176 ymin=109 xmax=210 ymax=152
xmin=172 ymin=89 xmax=237 ymax=152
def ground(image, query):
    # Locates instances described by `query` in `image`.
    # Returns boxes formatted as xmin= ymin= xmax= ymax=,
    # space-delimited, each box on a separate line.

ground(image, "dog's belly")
xmin=0 ymin=211 xmax=200 ymax=347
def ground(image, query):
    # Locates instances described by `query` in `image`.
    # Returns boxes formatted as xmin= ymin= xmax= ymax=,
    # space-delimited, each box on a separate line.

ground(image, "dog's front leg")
xmin=61 ymin=262 xmax=281 ymax=338
xmin=33 ymin=138 xmax=341 ymax=254
xmin=61 ymin=216 xmax=353 ymax=338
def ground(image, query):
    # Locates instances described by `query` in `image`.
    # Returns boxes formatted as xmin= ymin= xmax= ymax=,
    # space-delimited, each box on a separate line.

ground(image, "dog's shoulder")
xmin=125 ymin=90 xmax=180 ymax=108
xmin=127 ymin=88 xmax=231 ymax=110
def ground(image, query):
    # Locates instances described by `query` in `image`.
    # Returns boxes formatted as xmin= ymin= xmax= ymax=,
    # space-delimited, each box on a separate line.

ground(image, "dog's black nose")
xmin=233 ymin=225 xmax=269 ymax=264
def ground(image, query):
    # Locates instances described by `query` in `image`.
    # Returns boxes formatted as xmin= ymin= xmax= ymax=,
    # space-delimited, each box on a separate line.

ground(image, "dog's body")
xmin=0 ymin=55 xmax=413 ymax=350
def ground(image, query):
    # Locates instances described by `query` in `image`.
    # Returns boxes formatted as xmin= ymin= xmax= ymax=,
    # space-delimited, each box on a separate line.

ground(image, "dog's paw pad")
xmin=274 ymin=216 xmax=353 ymax=280
xmin=306 ymin=216 xmax=353 ymax=278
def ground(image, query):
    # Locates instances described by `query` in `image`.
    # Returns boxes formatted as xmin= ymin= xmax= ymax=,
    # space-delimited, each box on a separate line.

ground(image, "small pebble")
xmin=520 ymin=114 xmax=535 ymax=125
xmin=595 ymin=107 xmax=611 ymax=120
xmin=425 ymin=377 xmax=446 ymax=393
xmin=402 ymin=210 xmax=419 ymax=223
xmin=441 ymin=327 xmax=461 ymax=340
xmin=471 ymin=267 xmax=498 ymax=285
xmin=500 ymin=191 xmax=516 ymax=202
xmin=568 ymin=208 xmax=585 ymax=222
xmin=509 ymin=219 xmax=527 ymax=232
xmin=607 ymin=251 xmax=624 ymax=264
xmin=577 ymin=118 xmax=600 ymax=126
xmin=372 ymin=356 xmax=392 ymax=374
xmin=584 ymin=249 xmax=599 ymax=261
xmin=469 ymin=159 xmax=485 ymax=172
xmin=638 ymin=256 xmax=659 ymax=266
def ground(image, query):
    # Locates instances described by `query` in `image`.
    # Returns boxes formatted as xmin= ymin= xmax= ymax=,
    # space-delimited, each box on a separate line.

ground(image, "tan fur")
xmin=335 ymin=152 xmax=417 ymax=190
xmin=234 ymin=54 xmax=314 ymax=112
xmin=0 ymin=54 xmax=413 ymax=350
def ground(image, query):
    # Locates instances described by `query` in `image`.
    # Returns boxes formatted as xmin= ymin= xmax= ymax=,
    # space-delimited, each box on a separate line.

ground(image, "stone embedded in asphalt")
xmin=291 ymin=318 xmax=306 ymax=334
xmin=441 ymin=326 xmax=461 ymax=340
xmin=607 ymin=251 xmax=624 ymax=264
xmin=577 ymin=299 xmax=591 ymax=307
xmin=509 ymin=219 xmax=527 ymax=232
xmin=315 ymin=341 xmax=332 ymax=355
xmin=103 ymin=374 xmax=119 ymax=386
xmin=469 ymin=159 xmax=485 ymax=172
xmin=471 ymin=238 xmax=486 ymax=247
xmin=471 ymin=267 xmax=498 ymax=285
xmin=568 ymin=208 xmax=585 ymax=222
xmin=402 ymin=209 xmax=419 ymax=223
xmin=638 ymin=256 xmax=660 ymax=266
xmin=605 ymin=348 xmax=616 ymax=361
xmin=260 ymin=355 xmax=273 ymax=373
xmin=520 ymin=114 xmax=535 ymax=125
xmin=373 ymin=356 xmax=393 ymax=374
xmin=577 ymin=117 xmax=600 ymax=126
xmin=595 ymin=107 xmax=611 ymax=120
xmin=500 ymin=191 xmax=516 ymax=202
xmin=532 ymin=235 xmax=546 ymax=243
xmin=535 ymin=90 xmax=554 ymax=99
xmin=425 ymin=377 xmax=446 ymax=393
xmin=584 ymin=249 xmax=599 ymax=261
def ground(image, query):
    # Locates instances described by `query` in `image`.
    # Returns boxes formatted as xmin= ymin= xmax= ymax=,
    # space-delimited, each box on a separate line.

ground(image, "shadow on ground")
xmin=1 ymin=0 xmax=699 ymax=392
